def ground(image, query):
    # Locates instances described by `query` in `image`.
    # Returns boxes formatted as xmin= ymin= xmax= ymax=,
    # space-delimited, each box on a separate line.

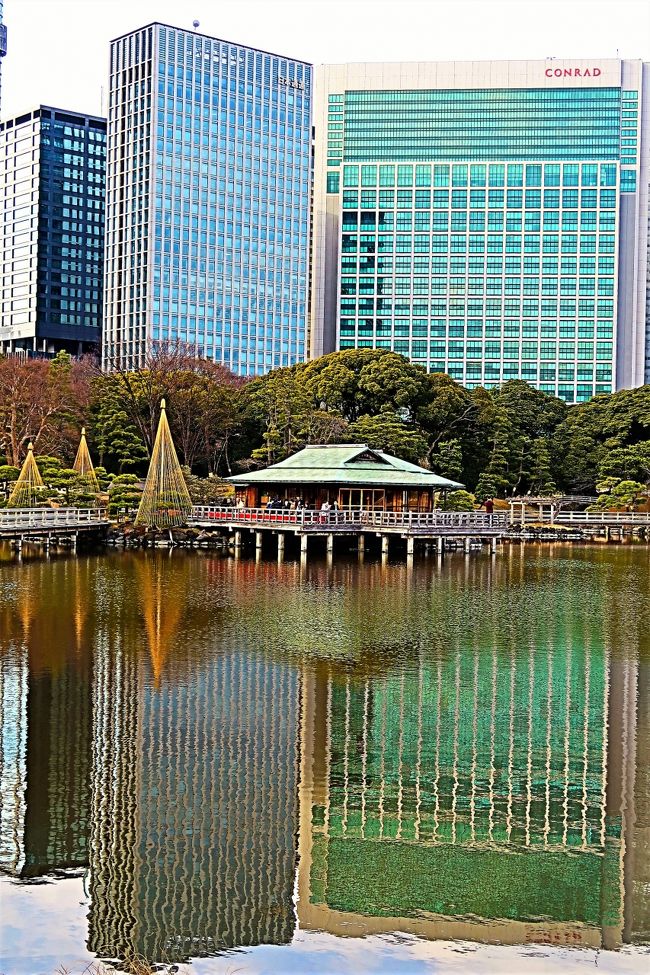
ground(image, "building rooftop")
xmin=229 ymin=444 xmax=464 ymax=490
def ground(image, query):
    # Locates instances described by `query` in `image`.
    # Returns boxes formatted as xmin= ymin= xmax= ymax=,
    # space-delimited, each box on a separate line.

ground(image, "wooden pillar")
xmin=381 ymin=534 xmax=389 ymax=556
xmin=327 ymin=533 xmax=334 ymax=555
xmin=464 ymin=537 xmax=471 ymax=554
xmin=71 ymin=532 xmax=77 ymax=554
xmin=300 ymin=534 xmax=308 ymax=556
xmin=491 ymin=536 xmax=498 ymax=554
xmin=277 ymin=532 xmax=285 ymax=561
xmin=437 ymin=536 xmax=444 ymax=555
xmin=358 ymin=533 xmax=365 ymax=559
xmin=234 ymin=529 xmax=242 ymax=549
xmin=255 ymin=531 xmax=263 ymax=550
xmin=406 ymin=536 xmax=414 ymax=557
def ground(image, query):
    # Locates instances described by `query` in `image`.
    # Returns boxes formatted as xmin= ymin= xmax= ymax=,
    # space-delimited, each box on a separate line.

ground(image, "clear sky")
xmin=1 ymin=0 xmax=649 ymax=120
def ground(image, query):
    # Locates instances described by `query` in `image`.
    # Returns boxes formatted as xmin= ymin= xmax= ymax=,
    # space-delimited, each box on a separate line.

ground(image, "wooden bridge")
xmin=188 ymin=505 xmax=509 ymax=557
xmin=508 ymin=499 xmax=650 ymax=537
xmin=0 ymin=507 xmax=109 ymax=551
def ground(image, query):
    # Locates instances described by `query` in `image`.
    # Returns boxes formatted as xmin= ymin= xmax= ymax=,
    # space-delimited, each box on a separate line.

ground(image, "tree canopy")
xmin=1 ymin=346 xmax=649 ymax=503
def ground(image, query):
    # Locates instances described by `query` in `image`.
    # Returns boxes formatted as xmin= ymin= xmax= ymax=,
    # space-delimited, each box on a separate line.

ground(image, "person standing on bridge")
xmin=485 ymin=497 xmax=494 ymax=524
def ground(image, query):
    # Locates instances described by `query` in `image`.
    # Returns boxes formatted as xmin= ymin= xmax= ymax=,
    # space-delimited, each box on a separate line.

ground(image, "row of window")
xmin=342 ymin=279 xmax=615 ymax=295
xmin=341 ymin=256 xmax=615 ymax=273
xmin=340 ymin=162 xmax=617 ymax=188
xmin=342 ymin=212 xmax=616 ymax=230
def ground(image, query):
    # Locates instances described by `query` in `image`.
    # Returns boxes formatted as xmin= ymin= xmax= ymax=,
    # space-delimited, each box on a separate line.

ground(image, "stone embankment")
xmin=106 ymin=523 xmax=227 ymax=550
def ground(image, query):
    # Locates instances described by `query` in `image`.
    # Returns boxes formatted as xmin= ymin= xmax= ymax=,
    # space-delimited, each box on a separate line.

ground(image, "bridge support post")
xmin=255 ymin=531 xmax=263 ymax=551
xmin=464 ymin=537 xmax=471 ymax=554
xmin=437 ymin=536 xmax=444 ymax=555
xmin=381 ymin=535 xmax=389 ymax=556
xmin=234 ymin=530 xmax=242 ymax=549
xmin=491 ymin=536 xmax=497 ymax=555
xmin=71 ymin=532 xmax=77 ymax=554
xmin=406 ymin=536 xmax=414 ymax=557
xmin=604 ymin=526 xmax=611 ymax=543
xmin=300 ymin=534 xmax=308 ymax=557
xmin=358 ymin=534 xmax=365 ymax=560
xmin=327 ymin=534 xmax=334 ymax=555
xmin=277 ymin=532 xmax=285 ymax=562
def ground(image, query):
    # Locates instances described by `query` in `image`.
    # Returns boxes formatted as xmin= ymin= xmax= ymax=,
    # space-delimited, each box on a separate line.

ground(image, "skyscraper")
xmin=311 ymin=59 xmax=649 ymax=403
xmin=0 ymin=106 xmax=106 ymax=357
xmin=0 ymin=1 xmax=7 ymax=114
xmin=103 ymin=23 xmax=312 ymax=375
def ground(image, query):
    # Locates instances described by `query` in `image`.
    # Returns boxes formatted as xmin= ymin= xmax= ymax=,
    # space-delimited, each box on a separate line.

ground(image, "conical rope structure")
xmin=135 ymin=399 xmax=192 ymax=529
xmin=73 ymin=427 xmax=100 ymax=495
xmin=7 ymin=442 xmax=45 ymax=507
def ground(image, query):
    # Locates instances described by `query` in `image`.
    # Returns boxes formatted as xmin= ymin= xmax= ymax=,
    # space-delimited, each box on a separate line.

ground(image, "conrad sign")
xmin=545 ymin=66 xmax=602 ymax=78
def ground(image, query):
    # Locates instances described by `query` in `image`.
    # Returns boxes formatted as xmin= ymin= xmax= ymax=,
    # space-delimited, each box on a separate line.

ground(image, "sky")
xmin=1 ymin=0 xmax=649 ymax=121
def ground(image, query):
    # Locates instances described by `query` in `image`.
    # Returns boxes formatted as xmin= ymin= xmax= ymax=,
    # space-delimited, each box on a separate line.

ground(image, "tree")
xmin=346 ymin=412 xmax=429 ymax=464
xmin=597 ymin=441 xmax=650 ymax=486
xmin=438 ymin=489 xmax=476 ymax=512
xmin=592 ymin=478 xmax=648 ymax=511
xmin=0 ymin=465 xmax=20 ymax=499
xmin=428 ymin=439 xmax=464 ymax=483
xmin=554 ymin=386 xmax=650 ymax=492
xmin=108 ymin=474 xmax=143 ymax=518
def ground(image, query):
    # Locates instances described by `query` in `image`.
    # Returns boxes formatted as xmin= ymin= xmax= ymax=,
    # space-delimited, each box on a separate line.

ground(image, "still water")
xmin=0 ymin=544 xmax=648 ymax=974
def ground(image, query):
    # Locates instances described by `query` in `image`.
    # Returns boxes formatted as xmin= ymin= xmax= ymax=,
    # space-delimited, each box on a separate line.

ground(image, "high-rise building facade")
xmin=103 ymin=23 xmax=312 ymax=374
xmin=0 ymin=1 xmax=7 ymax=114
xmin=0 ymin=106 xmax=106 ymax=356
xmin=311 ymin=60 xmax=649 ymax=402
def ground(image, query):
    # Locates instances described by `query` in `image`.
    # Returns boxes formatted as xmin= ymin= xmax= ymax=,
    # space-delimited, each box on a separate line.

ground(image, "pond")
xmin=0 ymin=544 xmax=648 ymax=974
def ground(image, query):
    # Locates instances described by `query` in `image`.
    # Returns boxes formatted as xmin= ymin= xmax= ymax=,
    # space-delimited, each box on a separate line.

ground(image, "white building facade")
xmin=311 ymin=59 xmax=649 ymax=402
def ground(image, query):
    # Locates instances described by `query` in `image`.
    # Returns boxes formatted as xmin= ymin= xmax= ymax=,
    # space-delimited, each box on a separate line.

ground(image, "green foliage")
xmin=108 ymin=473 xmax=143 ymax=516
xmin=3 ymin=344 xmax=649 ymax=504
xmin=592 ymin=478 xmax=648 ymax=511
xmin=0 ymin=465 xmax=20 ymax=489
xmin=429 ymin=439 xmax=463 ymax=483
xmin=183 ymin=469 xmax=235 ymax=505
xmin=554 ymin=385 xmax=650 ymax=492
xmin=92 ymin=376 xmax=149 ymax=473
xmin=346 ymin=412 xmax=429 ymax=464
xmin=438 ymin=489 xmax=476 ymax=512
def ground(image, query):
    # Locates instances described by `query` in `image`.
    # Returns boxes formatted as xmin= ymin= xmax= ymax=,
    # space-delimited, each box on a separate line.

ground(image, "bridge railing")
xmin=189 ymin=505 xmax=508 ymax=531
xmin=0 ymin=507 xmax=108 ymax=530
xmin=553 ymin=511 xmax=650 ymax=525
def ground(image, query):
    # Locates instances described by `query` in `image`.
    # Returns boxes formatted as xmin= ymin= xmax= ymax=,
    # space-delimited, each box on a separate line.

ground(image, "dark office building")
xmin=0 ymin=106 xmax=106 ymax=357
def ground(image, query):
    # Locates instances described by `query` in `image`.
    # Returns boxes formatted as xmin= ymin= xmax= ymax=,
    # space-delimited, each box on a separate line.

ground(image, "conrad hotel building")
xmin=311 ymin=60 xmax=649 ymax=401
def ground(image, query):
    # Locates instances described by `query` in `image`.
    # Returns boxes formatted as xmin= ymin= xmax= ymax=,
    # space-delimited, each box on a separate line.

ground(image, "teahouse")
xmin=229 ymin=444 xmax=463 ymax=511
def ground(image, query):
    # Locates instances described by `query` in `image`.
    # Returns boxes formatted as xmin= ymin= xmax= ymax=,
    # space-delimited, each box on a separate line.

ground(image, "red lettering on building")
xmin=545 ymin=66 xmax=603 ymax=79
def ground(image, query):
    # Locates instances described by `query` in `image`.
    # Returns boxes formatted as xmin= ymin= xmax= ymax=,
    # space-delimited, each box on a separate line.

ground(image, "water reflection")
xmin=0 ymin=546 xmax=648 ymax=969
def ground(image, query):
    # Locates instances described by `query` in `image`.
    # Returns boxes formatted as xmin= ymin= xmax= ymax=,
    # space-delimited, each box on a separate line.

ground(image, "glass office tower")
xmin=312 ymin=60 xmax=649 ymax=402
xmin=0 ymin=0 xmax=7 ymax=114
xmin=0 ymin=106 xmax=106 ymax=357
xmin=103 ymin=23 xmax=312 ymax=374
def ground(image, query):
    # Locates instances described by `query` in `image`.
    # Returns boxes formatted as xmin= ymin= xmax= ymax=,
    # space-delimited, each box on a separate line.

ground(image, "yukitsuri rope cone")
xmin=7 ymin=442 xmax=45 ymax=507
xmin=135 ymin=398 xmax=192 ymax=529
xmin=73 ymin=427 xmax=100 ymax=494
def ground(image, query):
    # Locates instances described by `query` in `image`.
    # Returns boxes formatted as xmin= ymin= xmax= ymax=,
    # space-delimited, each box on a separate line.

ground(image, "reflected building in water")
xmin=297 ymin=564 xmax=648 ymax=949
xmin=87 ymin=554 xmax=301 ymax=963
xmin=0 ymin=560 xmax=94 ymax=878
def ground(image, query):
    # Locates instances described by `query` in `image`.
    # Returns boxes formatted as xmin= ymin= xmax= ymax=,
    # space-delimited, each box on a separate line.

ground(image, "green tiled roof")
xmin=229 ymin=445 xmax=464 ymax=490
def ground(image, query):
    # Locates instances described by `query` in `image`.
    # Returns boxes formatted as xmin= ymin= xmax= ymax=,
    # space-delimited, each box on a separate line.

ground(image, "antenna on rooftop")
xmin=193 ymin=19 xmax=200 ymax=30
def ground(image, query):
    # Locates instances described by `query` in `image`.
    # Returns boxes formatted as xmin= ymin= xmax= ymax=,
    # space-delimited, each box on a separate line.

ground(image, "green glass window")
xmin=327 ymin=171 xmax=340 ymax=194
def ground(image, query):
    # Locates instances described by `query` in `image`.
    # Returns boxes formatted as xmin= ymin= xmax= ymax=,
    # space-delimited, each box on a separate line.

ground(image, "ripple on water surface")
xmin=0 ymin=544 xmax=648 ymax=973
